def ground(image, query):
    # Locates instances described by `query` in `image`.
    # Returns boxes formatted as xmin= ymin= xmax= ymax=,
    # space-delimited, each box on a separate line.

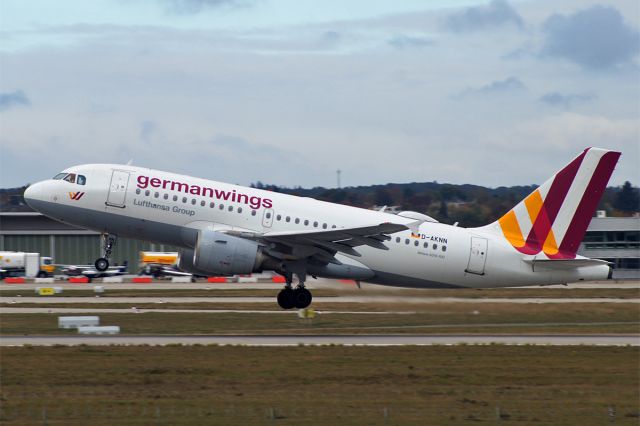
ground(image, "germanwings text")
xmin=136 ymin=175 xmax=273 ymax=210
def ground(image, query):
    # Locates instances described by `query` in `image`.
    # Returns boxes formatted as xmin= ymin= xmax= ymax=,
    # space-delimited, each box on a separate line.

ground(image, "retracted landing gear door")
xmin=106 ymin=170 xmax=130 ymax=208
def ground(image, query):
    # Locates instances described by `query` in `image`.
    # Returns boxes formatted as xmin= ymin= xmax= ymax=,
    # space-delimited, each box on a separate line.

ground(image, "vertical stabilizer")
xmin=486 ymin=148 xmax=621 ymax=259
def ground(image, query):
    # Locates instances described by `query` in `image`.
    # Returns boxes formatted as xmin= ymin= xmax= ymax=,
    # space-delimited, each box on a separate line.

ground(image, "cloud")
xmin=541 ymin=5 xmax=640 ymax=70
xmin=444 ymin=0 xmax=523 ymax=32
xmin=158 ymin=0 xmax=254 ymax=14
xmin=388 ymin=35 xmax=433 ymax=49
xmin=139 ymin=120 xmax=157 ymax=144
xmin=539 ymin=92 xmax=595 ymax=109
xmin=457 ymin=77 xmax=526 ymax=98
xmin=0 ymin=91 xmax=30 ymax=112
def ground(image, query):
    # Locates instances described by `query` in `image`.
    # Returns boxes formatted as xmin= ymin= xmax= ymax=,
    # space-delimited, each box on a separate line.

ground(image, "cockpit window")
xmin=77 ymin=175 xmax=86 ymax=185
xmin=53 ymin=173 xmax=67 ymax=180
xmin=63 ymin=173 xmax=76 ymax=184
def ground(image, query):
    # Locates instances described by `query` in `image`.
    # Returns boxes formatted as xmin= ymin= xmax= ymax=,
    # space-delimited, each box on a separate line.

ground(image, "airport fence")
xmin=0 ymin=403 xmax=638 ymax=425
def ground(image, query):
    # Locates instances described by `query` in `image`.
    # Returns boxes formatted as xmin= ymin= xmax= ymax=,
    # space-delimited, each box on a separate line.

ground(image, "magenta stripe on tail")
xmin=522 ymin=149 xmax=587 ymax=252
xmin=555 ymin=151 xmax=621 ymax=257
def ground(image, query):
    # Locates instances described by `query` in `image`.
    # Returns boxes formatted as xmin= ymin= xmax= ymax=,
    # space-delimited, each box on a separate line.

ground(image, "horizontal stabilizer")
xmin=523 ymin=256 xmax=610 ymax=271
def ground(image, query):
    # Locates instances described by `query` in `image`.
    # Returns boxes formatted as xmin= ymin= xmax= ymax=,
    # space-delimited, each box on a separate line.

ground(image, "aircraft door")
xmin=106 ymin=170 xmax=131 ymax=208
xmin=262 ymin=208 xmax=274 ymax=228
xmin=466 ymin=237 xmax=488 ymax=275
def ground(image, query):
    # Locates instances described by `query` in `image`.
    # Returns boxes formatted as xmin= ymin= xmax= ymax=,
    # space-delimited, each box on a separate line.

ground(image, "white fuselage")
xmin=24 ymin=164 xmax=610 ymax=288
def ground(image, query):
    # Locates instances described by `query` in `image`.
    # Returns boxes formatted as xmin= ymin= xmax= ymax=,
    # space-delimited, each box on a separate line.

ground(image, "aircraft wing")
xmin=228 ymin=222 xmax=408 ymax=264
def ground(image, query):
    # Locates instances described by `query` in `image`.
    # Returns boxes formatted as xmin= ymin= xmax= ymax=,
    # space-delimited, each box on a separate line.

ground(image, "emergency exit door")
xmin=466 ymin=237 xmax=488 ymax=275
xmin=106 ymin=170 xmax=130 ymax=208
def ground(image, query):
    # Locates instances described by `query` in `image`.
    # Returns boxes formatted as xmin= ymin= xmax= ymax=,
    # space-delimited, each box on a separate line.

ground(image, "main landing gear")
xmin=276 ymin=269 xmax=312 ymax=310
xmin=94 ymin=233 xmax=117 ymax=271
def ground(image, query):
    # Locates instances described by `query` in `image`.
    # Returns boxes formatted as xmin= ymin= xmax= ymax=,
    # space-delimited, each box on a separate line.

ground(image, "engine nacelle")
xmin=179 ymin=230 xmax=262 ymax=276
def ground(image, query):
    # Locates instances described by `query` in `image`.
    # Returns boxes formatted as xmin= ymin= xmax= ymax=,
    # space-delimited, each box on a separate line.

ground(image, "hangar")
xmin=0 ymin=212 xmax=178 ymax=273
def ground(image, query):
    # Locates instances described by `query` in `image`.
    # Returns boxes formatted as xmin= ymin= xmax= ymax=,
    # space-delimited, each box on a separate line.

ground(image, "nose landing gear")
xmin=94 ymin=233 xmax=117 ymax=271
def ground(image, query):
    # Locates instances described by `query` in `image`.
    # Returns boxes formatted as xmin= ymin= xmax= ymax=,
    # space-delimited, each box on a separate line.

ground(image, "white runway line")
xmin=2 ymin=296 xmax=639 ymax=304
xmin=1 ymin=334 xmax=638 ymax=347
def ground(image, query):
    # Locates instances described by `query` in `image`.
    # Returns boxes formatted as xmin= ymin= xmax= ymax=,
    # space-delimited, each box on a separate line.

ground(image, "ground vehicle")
xmin=0 ymin=252 xmax=54 ymax=279
xmin=138 ymin=251 xmax=194 ymax=278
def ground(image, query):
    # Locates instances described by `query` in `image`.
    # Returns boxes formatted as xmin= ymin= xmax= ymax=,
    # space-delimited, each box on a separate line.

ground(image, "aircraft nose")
xmin=23 ymin=181 xmax=45 ymax=209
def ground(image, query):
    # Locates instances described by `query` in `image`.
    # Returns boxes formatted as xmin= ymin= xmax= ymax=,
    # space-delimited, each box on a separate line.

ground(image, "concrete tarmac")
xmin=1 ymin=280 xmax=638 ymax=291
xmin=2 ymin=296 xmax=639 ymax=304
xmin=1 ymin=334 xmax=638 ymax=347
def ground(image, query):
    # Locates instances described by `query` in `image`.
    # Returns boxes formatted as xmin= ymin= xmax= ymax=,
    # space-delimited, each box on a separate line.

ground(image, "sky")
xmin=0 ymin=0 xmax=638 ymax=189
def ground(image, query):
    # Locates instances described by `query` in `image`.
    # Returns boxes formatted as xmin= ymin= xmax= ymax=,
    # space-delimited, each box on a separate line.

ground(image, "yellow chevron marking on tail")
xmin=498 ymin=210 xmax=525 ymax=248
xmin=543 ymin=230 xmax=559 ymax=256
xmin=524 ymin=190 xmax=543 ymax=223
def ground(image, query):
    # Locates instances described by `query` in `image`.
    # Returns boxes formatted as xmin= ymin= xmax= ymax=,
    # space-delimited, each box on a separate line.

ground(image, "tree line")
xmin=251 ymin=180 xmax=639 ymax=228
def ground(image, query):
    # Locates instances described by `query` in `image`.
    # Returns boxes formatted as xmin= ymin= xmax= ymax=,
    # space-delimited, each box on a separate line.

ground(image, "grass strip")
xmin=0 ymin=345 xmax=638 ymax=425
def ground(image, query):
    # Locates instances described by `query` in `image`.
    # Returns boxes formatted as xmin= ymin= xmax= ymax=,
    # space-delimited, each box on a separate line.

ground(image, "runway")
xmin=1 ymin=334 xmax=638 ymax=346
xmin=2 ymin=296 xmax=638 ymax=304
xmin=1 ymin=280 xmax=638 ymax=291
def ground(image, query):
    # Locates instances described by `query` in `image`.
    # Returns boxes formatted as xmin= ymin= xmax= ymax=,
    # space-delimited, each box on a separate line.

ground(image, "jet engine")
xmin=178 ymin=230 xmax=264 ymax=276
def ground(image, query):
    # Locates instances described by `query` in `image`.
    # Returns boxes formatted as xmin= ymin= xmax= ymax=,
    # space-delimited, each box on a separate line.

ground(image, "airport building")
xmin=1 ymin=211 xmax=638 ymax=279
xmin=578 ymin=215 xmax=640 ymax=279
xmin=0 ymin=212 xmax=178 ymax=274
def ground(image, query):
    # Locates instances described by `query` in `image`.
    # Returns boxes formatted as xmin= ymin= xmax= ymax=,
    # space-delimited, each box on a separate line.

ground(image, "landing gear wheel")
xmin=277 ymin=288 xmax=295 ymax=310
xmin=293 ymin=288 xmax=312 ymax=309
xmin=95 ymin=258 xmax=109 ymax=272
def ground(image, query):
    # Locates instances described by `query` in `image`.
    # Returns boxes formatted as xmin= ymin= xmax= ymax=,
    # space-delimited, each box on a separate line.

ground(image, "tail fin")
xmin=487 ymin=147 xmax=621 ymax=259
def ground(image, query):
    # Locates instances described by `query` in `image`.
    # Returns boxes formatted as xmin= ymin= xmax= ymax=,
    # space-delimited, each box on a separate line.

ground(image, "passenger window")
xmin=201 ymin=200 xmax=205 ymax=207
xmin=396 ymin=237 xmax=400 ymax=243
xmin=219 ymin=204 xmax=224 ymax=210
xmin=423 ymin=242 xmax=428 ymax=248
xmin=164 ymin=194 xmax=169 ymax=200
xmin=77 ymin=175 xmax=86 ymax=185
xmin=276 ymin=214 xmax=282 ymax=221
xmin=266 ymin=212 xmax=272 ymax=219
xmin=154 ymin=192 xmax=159 ymax=198
xmin=414 ymin=240 xmax=419 ymax=247
xmin=173 ymin=195 xmax=178 ymax=201
xmin=295 ymin=218 xmax=300 ymax=224
xmin=251 ymin=210 xmax=256 ymax=216
xmin=304 ymin=220 xmax=309 ymax=226
xmin=442 ymin=246 xmax=447 ymax=252
xmin=210 ymin=202 xmax=215 ymax=208
xmin=228 ymin=206 xmax=233 ymax=212
xmin=63 ymin=173 xmax=76 ymax=184
xmin=191 ymin=199 xmax=196 ymax=205
xmin=313 ymin=221 xmax=318 ymax=227
xmin=286 ymin=216 xmax=290 ymax=222
xmin=145 ymin=190 xmax=150 ymax=196
xmin=405 ymin=239 xmax=410 ymax=245
xmin=322 ymin=223 xmax=327 ymax=229
xmin=182 ymin=197 xmax=187 ymax=203
xmin=238 ymin=207 xmax=243 ymax=213
xmin=136 ymin=188 xmax=141 ymax=195
xmin=332 ymin=225 xmax=337 ymax=229
xmin=432 ymin=244 xmax=438 ymax=250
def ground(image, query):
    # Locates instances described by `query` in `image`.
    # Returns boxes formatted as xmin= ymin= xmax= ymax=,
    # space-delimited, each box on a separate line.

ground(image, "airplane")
xmin=23 ymin=147 xmax=620 ymax=309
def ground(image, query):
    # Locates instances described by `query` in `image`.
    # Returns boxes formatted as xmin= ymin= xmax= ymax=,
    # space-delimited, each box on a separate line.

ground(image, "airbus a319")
xmin=24 ymin=147 xmax=620 ymax=309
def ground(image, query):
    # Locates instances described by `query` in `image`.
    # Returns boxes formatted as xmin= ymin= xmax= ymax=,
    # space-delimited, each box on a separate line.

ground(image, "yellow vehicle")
xmin=0 ymin=252 xmax=54 ymax=278
xmin=139 ymin=252 xmax=179 ymax=267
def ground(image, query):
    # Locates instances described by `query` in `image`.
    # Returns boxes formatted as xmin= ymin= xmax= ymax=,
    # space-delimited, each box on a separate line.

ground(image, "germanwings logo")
xmin=69 ymin=192 xmax=85 ymax=201
xmin=497 ymin=148 xmax=620 ymax=259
